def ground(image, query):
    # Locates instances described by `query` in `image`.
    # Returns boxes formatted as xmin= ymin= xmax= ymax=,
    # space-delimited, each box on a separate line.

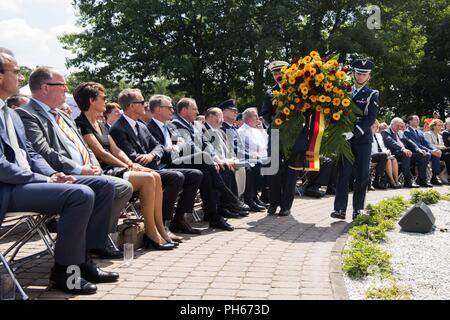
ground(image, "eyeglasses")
xmin=160 ymin=105 xmax=174 ymax=111
xmin=46 ymin=82 xmax=67 ymax=87
xmin=97 ymin=95 xmax=107 ymax=101
xmin=132 ymin=100 xmax=145 ymax=105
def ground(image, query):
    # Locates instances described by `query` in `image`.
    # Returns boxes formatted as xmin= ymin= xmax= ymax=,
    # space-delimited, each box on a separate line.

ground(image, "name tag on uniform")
xmin=356 ymin=99 xmax=367 ymax=104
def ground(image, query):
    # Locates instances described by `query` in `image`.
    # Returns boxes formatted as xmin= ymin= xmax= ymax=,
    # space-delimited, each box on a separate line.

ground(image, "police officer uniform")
xmin=261 ymin=60 xmax=301 ymax=216
xmin=331 ymin=59 xmax=379 ymax=220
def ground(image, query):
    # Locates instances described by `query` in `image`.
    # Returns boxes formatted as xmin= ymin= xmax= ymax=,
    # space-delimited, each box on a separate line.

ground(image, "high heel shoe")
xmin=142 ymin=234 xmax=175 ymax=250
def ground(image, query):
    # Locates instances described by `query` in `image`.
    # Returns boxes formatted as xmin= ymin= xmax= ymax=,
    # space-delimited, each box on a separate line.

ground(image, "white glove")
xmin=342 ymin=132 xmax=354 ymax=140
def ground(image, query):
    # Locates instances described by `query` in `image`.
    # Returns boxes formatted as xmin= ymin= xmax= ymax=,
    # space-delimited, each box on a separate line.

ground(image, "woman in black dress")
xmin=73 ymin=82 xmax=176 ymax=250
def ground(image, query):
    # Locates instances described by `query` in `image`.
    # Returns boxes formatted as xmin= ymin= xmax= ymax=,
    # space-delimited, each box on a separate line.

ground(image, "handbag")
xmin=117 ymin=219 xmax=145 ymax=250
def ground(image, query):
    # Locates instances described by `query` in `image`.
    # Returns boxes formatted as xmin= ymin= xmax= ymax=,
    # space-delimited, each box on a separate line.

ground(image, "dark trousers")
xmin=269 ymin=155 xmax=300 ymax=211
xmin=334 ymin=143 xmax=371 ymax=212
xmin=6 ymin=176 xmax=114 ymax=266
xmin=442 ymin=150 xmax=450 ymax=175
xmin=244 ymin=164 xmax=261 ymax=203
xmin=306 ymin=157 xmax=334 ymax=187
xmin=158 ymin=168 xmax=203 ymax=221
xmin=371 ymin=152 xmax=388 ymax=179
xmin=394 ymin=151 xmax=430 ymax=184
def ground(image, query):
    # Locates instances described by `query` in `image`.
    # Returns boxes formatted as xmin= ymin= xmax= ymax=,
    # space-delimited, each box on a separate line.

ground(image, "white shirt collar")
xmin=152 ymin=117 xmax=166 ymax=130
xmin=123 ymin=114 xmax=137 ymax=129
xmin=0 ymin=99 xmax=5 ymax=109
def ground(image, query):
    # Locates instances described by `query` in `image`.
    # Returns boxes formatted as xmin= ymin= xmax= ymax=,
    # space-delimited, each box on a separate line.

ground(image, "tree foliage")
xmin=60 ymin=0 xmax=450 ymax=116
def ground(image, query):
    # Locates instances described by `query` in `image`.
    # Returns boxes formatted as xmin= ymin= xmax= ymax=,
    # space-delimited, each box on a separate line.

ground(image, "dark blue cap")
xmin=352 ymin=59 xmax=375 ymax=74
xmin=218 ymin=99 xmax=237 ymax=111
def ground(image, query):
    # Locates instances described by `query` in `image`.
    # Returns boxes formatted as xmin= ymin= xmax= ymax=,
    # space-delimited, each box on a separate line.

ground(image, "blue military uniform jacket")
xmin=350 ymin=85 xmax=379 ymax=145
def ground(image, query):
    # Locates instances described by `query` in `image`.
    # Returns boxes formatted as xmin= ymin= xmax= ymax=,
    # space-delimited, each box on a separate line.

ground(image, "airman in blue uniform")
xmin=331 ymin=59 xmax=379 ymax=220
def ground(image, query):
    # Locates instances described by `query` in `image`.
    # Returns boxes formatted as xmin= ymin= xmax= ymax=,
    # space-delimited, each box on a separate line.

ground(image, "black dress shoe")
xmin=304 ymin=187 xmax=325 ymax=198
xmin=330 ymin=210 xmax=346 ymax=220
xmin=254 ymin=197 xmax=269 ymax=208
xmin=142 ymin=234 xmax=175 ymax=250
xmin=218 ymin=207 xmax=240 ymax=219
xmin=209 ymin=217 xmax=234 ymax=231
xmin=278 ymin=209 xmax=291 ymax=216
xmin=352 ymin=210 xmax=362 ymax=220
xmin=373 ymin=181 xmax=388 ymax=189
xmin=267 ymin=205 xmax=278 ymax=215
xmin=79 ymin=260 xmax=119 ymax=283
xmin=430 ymin=177 xmax=443 ymax=185
xmin=169 ymin=219 xmax=202 ymax=235
xmin=238 ymin=210 xmax=249 ymax=217
xmin=222 ymin=200 xmax=250 ymax=213
xmin=404 ymin=181 xmax=420 ymax=188
xmin=245 ymin=200 xmax=265 ymax=212
xmin=50 ymin=266 xmax=97 ymax=295
xmin=89 ymin=247 xmax=123 ymax=260
xmin=417 ymin=179 xmax=433 ymax=188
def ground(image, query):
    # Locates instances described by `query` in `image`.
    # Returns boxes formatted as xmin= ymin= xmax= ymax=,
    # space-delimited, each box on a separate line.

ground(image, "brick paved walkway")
xmin=1 ymin=186 xmax=447 ymax=300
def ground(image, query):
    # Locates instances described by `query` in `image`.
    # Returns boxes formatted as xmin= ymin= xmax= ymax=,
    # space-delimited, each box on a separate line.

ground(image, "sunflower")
xmin=309 ymin=68 xmax=317 ymax=76
xmin=274 ymin=118 xmax=283 ymax=125
xmin=281 ymin=66 xmax=287 ymax=73
xmin=316 ymin=106 xmax=323 ymax=112
xmin=310 ymin=95 xmax=318 ymax=103
xmin=332 ymin=98 xmax=341 ymax=106
xmin=319 ymin=95 xmax=327 ymax=103
xmin=272 ymin=99 xmax=278 ymax=106
xmin=342 ymin=98 xmax=351 ymax=107
xmin=301 ymin=87 xmax=308 ymax=95
xmin=304 ymin=102 xmax=311 ymax=109
xmin=332 ymin=113 xmax=341 ymax=121
xmin=272 ymin=90 xmax=280 ymax=97
xmin=327 ymin=75 xmax=336 ymax=81
xmin=289 ymin=104 xmax=295 ymax=110
xmin=324 ymin=108 xmax=331 ymax=114
xmin=294 ymin=97 xmax=300 ymax=103
xmin=325 ymin=96 xmax=332 ymax=103
xmin=288 ymin=77 xmax=296 ymax=85
xmin=278 ymin=101 xmax=283 ymax=108
xmin=303 ymin=56 xmax=312 ymax=63
xmin=310 ymin=51 xmax=320 ymax=58
xmin=324 ymin=82 xmax=334 ymax=92
xmin=288 ymin=87 xmax=294 ymax=94
xmin=283 ymin=107 xmax=291 ymax=115
xmin=315 ymin=73 xmax=325 ymax=83
xmin=336 ymin=71 xmax=347 ymax=80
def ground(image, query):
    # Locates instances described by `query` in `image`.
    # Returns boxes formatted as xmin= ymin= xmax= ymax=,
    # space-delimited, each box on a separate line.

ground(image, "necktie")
xmin=162 ymin=124 xmax=172 ymax=148
xmin=1 ymin=104 xmax=31 ymax=171
xmin=135 ymin=123 xmax=145 ymax=148
xmin=51 ymin=110 xmax=91 ymax=165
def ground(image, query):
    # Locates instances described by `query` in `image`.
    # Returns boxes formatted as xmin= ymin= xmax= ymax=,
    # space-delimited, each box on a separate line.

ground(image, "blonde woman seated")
xmin=371 ymin=120 xmax=401 ymax=188
xmin=424 ymin=119 xmax=450 ymax=184
xmin=73 ymin=82 xmax=176 ymax=250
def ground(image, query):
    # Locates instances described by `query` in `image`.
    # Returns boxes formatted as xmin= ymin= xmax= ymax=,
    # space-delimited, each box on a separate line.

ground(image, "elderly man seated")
xmin=381 ymin=117 xmax=430 ymax=188
xmin=238 ymin=107 xmax=270 ymax=212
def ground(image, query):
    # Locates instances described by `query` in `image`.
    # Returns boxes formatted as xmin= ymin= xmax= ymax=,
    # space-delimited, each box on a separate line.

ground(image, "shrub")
xmin=410 ymin=189 xmax=442 ymax=205
xmin=365 ymin=283 xmax=412 ymax=300
xmin=343 ymin=239 xmax=392 ymax=279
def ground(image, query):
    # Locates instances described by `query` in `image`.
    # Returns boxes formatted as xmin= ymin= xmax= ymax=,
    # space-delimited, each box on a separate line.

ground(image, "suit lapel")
xmin=120 ymin=116 xmax=144 ymax=153
xmin=149 ymin=120 xmax=164 ymax=144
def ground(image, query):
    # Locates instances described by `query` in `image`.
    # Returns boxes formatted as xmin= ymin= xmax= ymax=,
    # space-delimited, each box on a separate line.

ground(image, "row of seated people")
xmin=5 ymin=67 xmax=274 ymax=293
xmin=371 ymin=116 xmax=450 ymax=189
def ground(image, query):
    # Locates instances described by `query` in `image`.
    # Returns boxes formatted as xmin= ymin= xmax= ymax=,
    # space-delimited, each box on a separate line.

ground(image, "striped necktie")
xmin=1 ymin=104 xmax=31 ymax=171
xmin=50 ymin=109 xmax=91 ymax=165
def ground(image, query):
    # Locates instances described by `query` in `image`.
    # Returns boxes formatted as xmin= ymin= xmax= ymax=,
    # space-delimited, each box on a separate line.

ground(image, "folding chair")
xmin=0 ymin=212 xmax=56 ymax=300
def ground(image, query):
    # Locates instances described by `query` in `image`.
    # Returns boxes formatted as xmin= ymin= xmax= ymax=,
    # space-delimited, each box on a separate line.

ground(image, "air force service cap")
xmin=352 ymin=59 xmax=375 ymax=74
xmin=268 ymin=60 xmax=289 ymax=73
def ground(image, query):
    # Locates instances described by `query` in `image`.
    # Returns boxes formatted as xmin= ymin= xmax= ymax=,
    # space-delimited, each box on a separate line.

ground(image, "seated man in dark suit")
xmin=0 ymin=51 xmax=118 ymax=295
xmin=381 ymin=117 xmax=430 ymax=188
xmin=149 ymin=96 xmax=248 ymax=230
xmin=109 ymin=89 xmax=204 ymax=235
xmin=16 ymin=67 xmax=133 ymax=259
xmin=404 ymin=115 xmax=441 ymax=185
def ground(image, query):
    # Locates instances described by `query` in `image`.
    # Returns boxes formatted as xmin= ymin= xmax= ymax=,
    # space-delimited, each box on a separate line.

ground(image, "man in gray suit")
xmin=16 ymin=67 xmax=133 ymax=259
xmin=1 ymin=51 xmax=119 ymax=295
